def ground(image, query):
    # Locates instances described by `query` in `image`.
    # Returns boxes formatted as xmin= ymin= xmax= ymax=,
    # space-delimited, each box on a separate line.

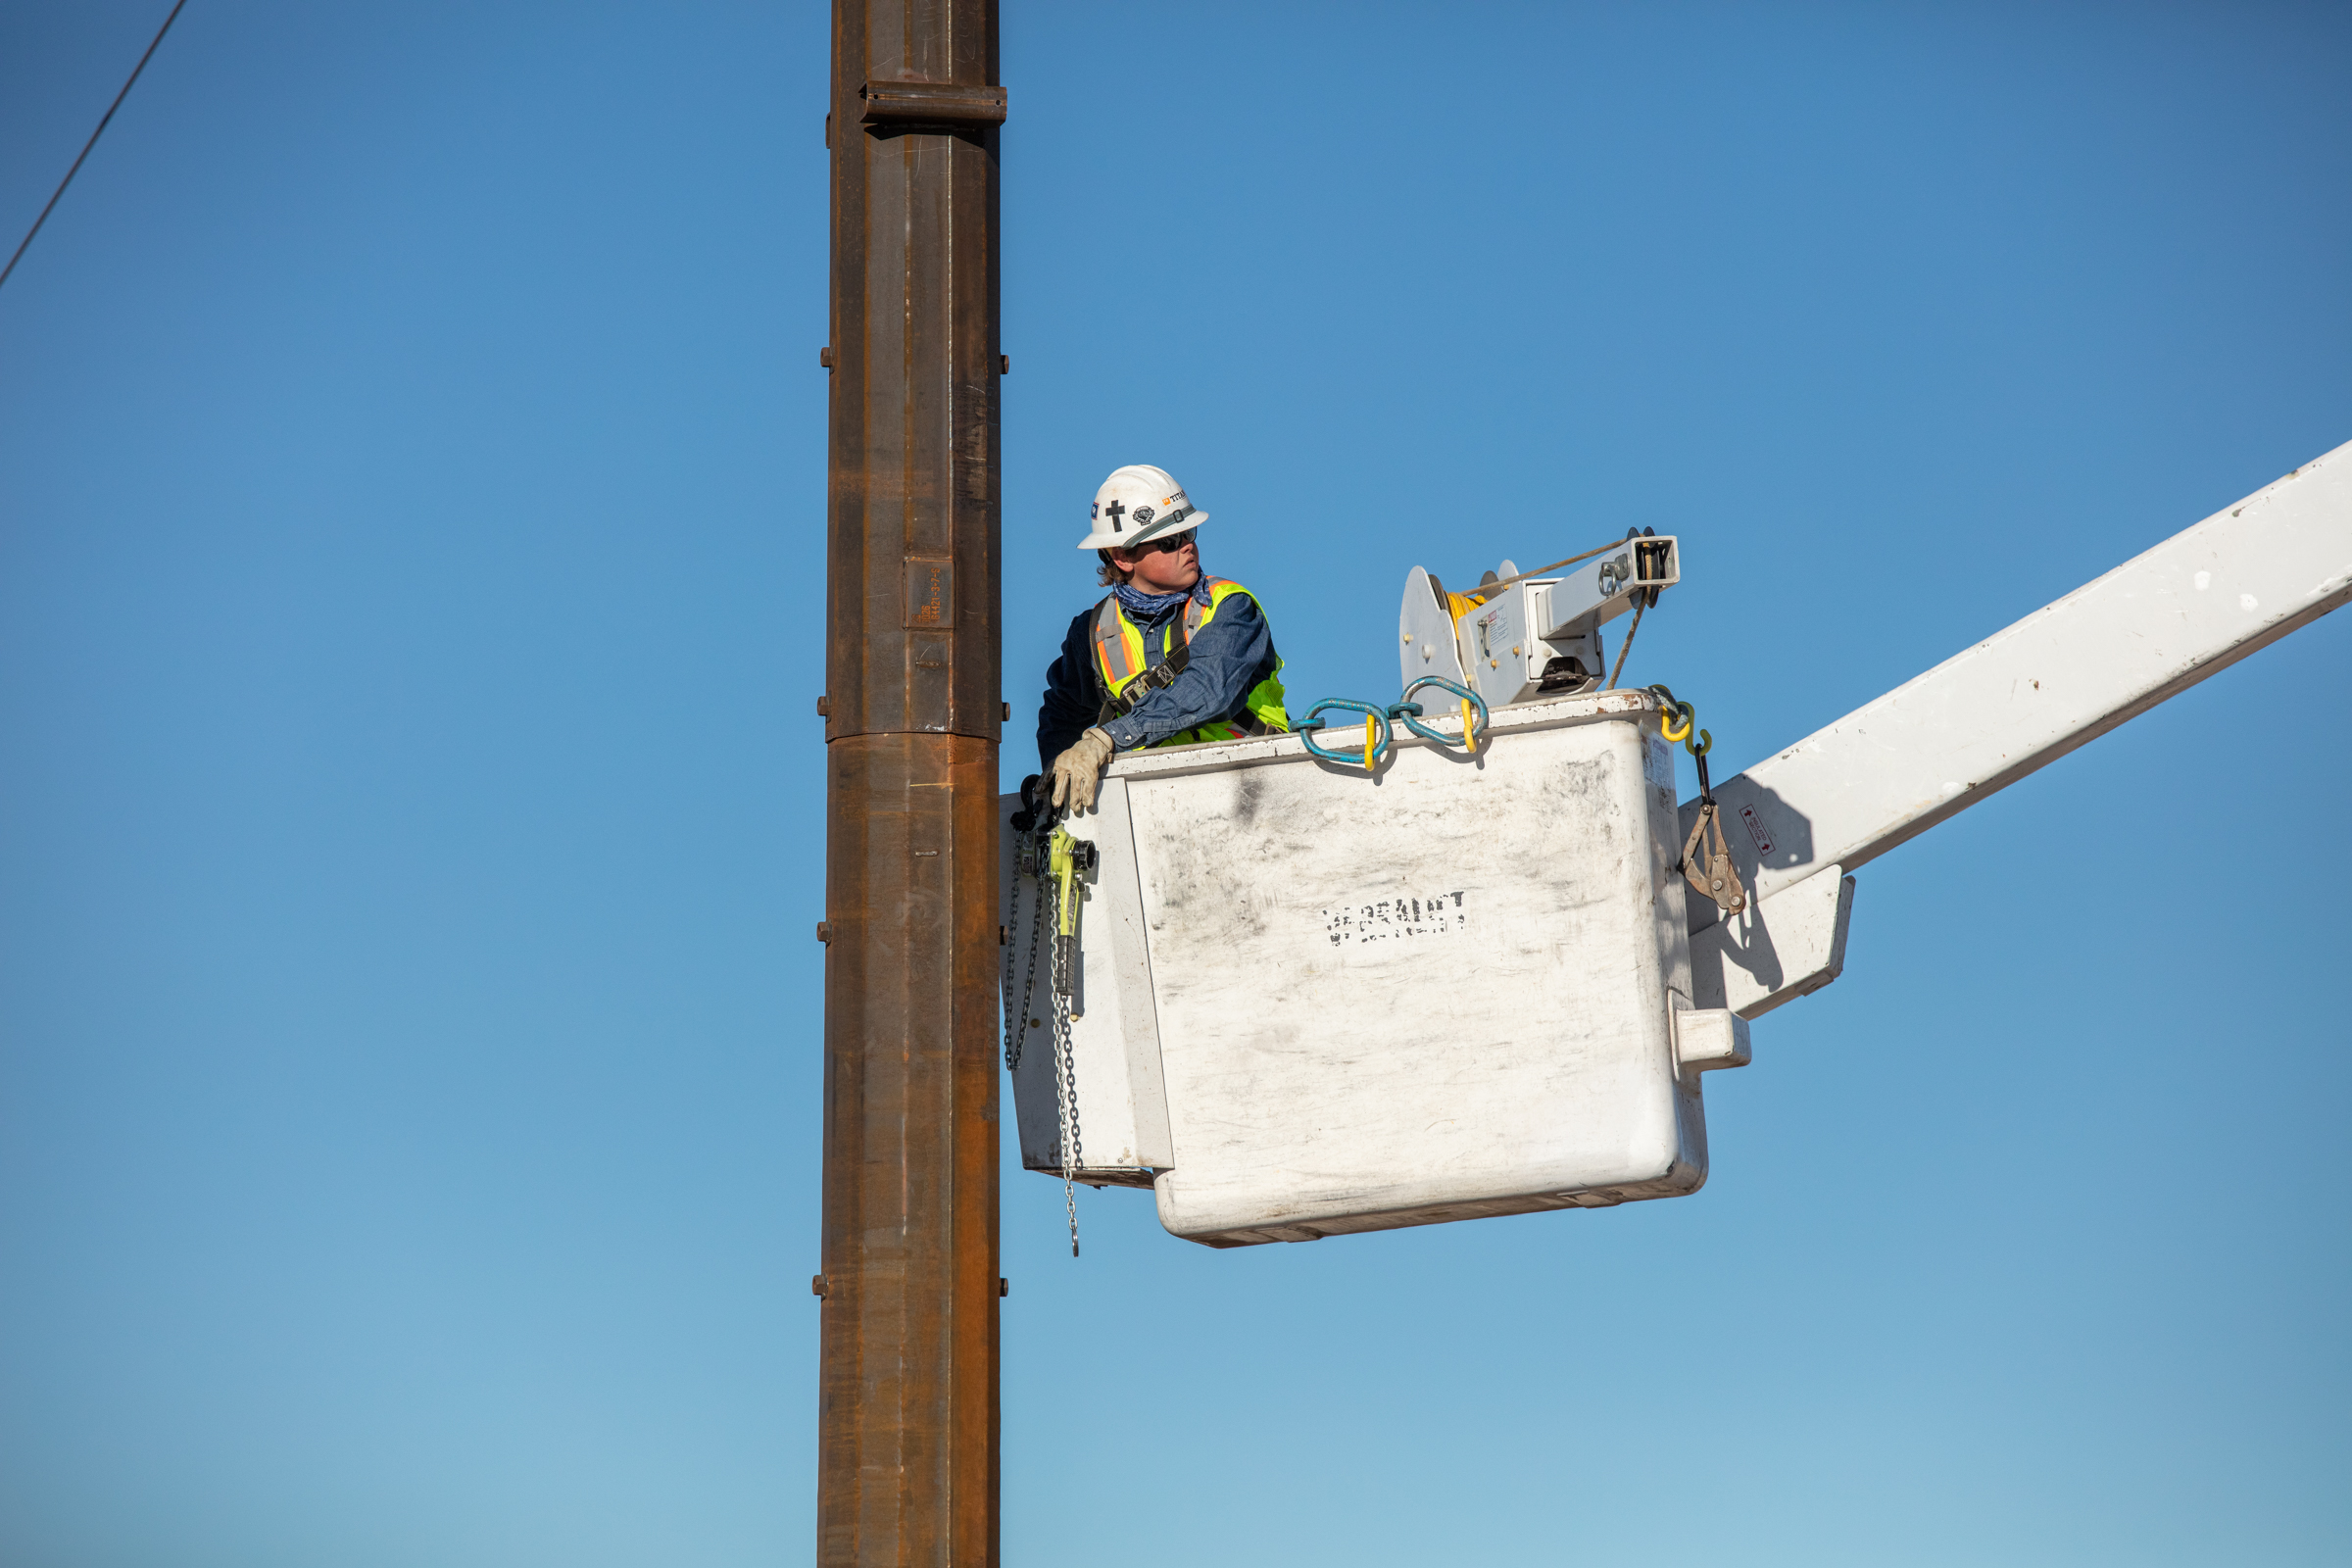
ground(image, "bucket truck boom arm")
xmin=1692 ymin=440 xmax=2352 ymax=1018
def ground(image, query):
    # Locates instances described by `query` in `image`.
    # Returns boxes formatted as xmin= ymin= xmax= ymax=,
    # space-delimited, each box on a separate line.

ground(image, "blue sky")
xmin=2 ymin=2 xmax=2347 ymax=1564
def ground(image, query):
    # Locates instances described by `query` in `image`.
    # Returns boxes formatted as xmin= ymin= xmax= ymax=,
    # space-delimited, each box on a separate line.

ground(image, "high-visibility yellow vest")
xmin=1089 ymin=577 xmax=1291 ymax=746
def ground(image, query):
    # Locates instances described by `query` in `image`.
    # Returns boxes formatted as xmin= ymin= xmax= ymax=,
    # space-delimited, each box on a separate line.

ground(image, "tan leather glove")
xmin=1048 ymin=726 xmax=1117 ymax=812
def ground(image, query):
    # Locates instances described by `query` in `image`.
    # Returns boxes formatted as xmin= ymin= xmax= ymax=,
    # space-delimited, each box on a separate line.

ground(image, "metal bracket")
xmin=859 ymin=81 xmax=1007 ymax=127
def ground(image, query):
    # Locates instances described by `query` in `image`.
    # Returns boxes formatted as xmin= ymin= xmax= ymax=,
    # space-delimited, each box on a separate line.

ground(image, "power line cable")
xmin=0 ymin=0 xmax=189 ymax=296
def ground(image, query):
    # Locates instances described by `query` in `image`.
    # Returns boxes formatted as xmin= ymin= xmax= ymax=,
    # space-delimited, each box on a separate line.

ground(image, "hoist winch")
xmin=1400 ymin=530 xmax=1679 ymax=710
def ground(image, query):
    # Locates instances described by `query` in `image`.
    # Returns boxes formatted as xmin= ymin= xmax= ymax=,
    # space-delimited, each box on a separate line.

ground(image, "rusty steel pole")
xmin=815 ymin=0 xmax=1004 ymax=1563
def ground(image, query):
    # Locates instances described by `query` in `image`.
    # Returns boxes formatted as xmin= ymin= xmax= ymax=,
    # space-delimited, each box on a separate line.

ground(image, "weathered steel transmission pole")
xmin=817 ymin=0 xmax=1004 ymax=1562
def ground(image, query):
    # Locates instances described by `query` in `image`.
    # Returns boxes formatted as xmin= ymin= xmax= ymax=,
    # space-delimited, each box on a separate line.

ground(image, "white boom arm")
xmin=1690 ymin=439 xmax=2352 ymax=1018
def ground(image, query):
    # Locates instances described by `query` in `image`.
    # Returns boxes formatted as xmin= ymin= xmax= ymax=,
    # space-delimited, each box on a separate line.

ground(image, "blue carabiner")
xmin=1300 ymin=698 xmax=1392 ymax=770
xmin=1398 ymin=676 xmax=1491 ymax=751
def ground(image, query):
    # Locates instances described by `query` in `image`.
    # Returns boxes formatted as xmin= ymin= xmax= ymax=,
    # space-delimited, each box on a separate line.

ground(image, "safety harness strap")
xmin=1098 ymin=642 xmax=1190 ymax=722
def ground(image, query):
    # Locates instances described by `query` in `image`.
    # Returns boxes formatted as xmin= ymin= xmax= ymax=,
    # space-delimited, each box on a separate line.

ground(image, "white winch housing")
xmin=1400 ymin=536 xmax=1679 ymax=710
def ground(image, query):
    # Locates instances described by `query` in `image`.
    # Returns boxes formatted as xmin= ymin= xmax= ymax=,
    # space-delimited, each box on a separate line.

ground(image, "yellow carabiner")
xmin=1660 ymin=705 xmax=1693 ymax=745
xmin=1460 ymin=697 xmax=1478 ymax=755
xmin=1362 ymin=713 xmax=1377 ymax=771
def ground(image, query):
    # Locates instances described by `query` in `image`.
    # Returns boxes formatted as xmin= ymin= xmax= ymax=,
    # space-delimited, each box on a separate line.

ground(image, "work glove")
xmin=1048 ymin=726 xmax=1118 ymax=812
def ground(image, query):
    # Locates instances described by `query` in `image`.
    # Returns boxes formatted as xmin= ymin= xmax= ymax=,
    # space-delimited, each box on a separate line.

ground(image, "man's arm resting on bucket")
xmin=1102 ymin=593 xmax=1276 ymax=749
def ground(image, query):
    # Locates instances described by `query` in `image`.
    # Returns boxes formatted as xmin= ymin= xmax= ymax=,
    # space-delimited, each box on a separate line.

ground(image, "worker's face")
xmin=1111 ymin=529 xmax=1200 ymax=593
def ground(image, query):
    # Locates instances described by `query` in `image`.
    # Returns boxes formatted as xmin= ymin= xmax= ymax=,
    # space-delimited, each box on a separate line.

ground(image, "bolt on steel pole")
xmin=816 ymin=0 xmax=1004 ymax=1563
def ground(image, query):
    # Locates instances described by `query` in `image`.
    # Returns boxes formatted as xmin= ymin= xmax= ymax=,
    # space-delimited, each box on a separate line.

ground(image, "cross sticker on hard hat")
xmin=1104 ymin=499 xmax=1126 ymax=533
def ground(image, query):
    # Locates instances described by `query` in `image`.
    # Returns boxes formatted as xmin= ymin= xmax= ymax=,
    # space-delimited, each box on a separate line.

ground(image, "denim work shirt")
xmin=1035 ymin=583 xmax=1279 ymax=775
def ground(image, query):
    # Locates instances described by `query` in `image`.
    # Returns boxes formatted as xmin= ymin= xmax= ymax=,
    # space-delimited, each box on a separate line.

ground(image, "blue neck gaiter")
xmin=1112 ymin=579 xmax=1206 ymax=622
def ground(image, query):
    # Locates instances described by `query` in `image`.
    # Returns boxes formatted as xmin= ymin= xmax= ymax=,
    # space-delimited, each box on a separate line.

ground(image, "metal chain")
xmin=1047 ymin=867 xmax=1083 ymax=1258
xmin=1000 ymin=855 xmax=1021 ymax=1064
xmin=1000 ymin=818 xmax=1081 ymax=1256
xmin=1002 ymin=833 xmax=1047 ymax=1071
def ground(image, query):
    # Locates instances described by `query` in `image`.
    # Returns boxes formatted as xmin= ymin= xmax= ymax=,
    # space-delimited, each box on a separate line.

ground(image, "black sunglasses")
xmin=1138 ymin=529 xmax=1197 ymax=556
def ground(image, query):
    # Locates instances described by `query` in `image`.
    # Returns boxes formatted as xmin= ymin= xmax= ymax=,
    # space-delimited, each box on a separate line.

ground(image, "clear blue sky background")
xmin=3 ymin=3 xmax=2347 ymax=1564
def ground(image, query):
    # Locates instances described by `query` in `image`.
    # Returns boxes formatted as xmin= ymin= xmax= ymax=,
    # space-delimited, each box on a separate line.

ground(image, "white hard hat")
xmin=1075 ymin=465 xmax=1208 ymax=551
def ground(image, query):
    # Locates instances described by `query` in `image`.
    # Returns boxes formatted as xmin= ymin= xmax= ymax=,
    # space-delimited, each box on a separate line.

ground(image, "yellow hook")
xmin=1660 ymin=705 xmax=1693 ymax=744
xmin=1461 ymin=697 xmax=1478 ymax=754
xmin=1363 ymin=713 xmax=1377 ymax=770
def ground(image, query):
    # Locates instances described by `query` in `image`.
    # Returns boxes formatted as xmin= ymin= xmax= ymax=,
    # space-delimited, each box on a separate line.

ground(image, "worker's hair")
xmin=1097 ymin=549 xmax=1132 ymax=587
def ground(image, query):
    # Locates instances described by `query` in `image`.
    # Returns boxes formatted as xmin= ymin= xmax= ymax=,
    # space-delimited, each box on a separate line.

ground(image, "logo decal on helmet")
xmin=1132 ymin=505 xmax=1155 ymax=527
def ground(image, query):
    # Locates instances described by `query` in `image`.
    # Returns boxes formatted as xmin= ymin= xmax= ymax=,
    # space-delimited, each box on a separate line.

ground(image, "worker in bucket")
xmin=1034 ymin=465 xmax=1291 ymax=812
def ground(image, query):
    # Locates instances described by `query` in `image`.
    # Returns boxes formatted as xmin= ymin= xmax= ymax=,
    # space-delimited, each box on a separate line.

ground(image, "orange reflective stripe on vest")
xmin=1091 ymin=595 xmax=1152 ymax=690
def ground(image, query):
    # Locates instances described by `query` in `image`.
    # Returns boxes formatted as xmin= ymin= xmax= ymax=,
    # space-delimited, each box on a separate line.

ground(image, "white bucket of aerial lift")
xmin=1000 ymin=686 xmax=1753 ymax=1249
xmin=1401 ymin=537 xmax=1680 ymax=710
xmin=1076 ymin=464 xmax=1207 ymax=551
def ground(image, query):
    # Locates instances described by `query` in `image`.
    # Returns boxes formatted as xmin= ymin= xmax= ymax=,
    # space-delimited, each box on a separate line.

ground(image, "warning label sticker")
xmin=1642 ymin=735 xmax=1673 ymax=789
